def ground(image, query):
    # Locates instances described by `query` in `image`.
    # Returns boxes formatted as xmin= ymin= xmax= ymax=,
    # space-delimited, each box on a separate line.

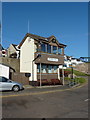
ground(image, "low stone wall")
xmin=75 ymin=63 xmax=90 ymax=74
xmin=0 ymin=57 xmax=20 ymax=72
xmin=0 ymin=57 xmax=30 ymax=85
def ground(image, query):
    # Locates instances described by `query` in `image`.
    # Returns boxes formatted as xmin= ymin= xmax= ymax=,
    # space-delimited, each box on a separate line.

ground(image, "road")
xmin=1 ymin=83 xmax=88 ymax=119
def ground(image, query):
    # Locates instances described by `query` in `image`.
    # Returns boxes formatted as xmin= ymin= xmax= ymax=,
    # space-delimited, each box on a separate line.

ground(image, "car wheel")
xmin=12 ymin=85 xmax=20 ymax=92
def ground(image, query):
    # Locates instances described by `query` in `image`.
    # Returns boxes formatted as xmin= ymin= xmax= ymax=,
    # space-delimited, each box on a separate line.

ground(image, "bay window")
xmin=41 ymin=43 xmax=46 ymax=52
xmin=58 ymin=47 xmax=62 ymax=54
xmin=48 ymin=65 xmax=52 ymax=73
xmin=52 ymin=46 xmax=57 ymax=54
xmin=53 ymin=65 xmax=58 ymax=73
xmin=37 ymin=64 xmax=40 ymax=73
xmin=37 ymin=64 xmax=58 ymax=73
xmin=41 ymin=64 xmax=47 ymax=73
xmin=47 ymin=44 xmax=51 ymax=53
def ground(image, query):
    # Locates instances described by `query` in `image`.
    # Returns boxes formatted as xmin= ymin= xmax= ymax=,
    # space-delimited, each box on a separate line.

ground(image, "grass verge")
xmin=65 ymin=77 xmax=87 ymax=84
xmin=65 ymin=69 xmax=89 ymax=76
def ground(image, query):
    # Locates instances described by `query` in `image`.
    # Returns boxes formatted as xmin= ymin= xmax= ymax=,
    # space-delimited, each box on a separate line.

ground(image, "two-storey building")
xmin=18 ymin=33 xmax=66 ymax=86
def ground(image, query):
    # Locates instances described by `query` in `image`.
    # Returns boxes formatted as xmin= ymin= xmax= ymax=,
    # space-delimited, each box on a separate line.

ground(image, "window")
xmin=37 ymin=64 xmax=58 ymax=73
xmin=48 ymin=65 xmax=52 ymax=73
xmin=37 ymin=64 xmax=47 ymax=73
xmin=41 ymin=43 xmax=46 ymax=52
xmin=53 ymin=65 xmax=58 ymax=73
xmin=36 ymin=44 xmax=41 ymax=52
xmin=58 ymin=47 xmax=62 ymax=54
xmin=37 ymin=64 xmax=40 ymax=73
xmin=53 ymin=46 xmax=57 ymax=54
xmin=64 ymin=64 xmax=67 ymax=67
xmin=41 ymin=65 xmax=47 ymax=73
xmin=47 ymin=44 xmax=51 ymax=53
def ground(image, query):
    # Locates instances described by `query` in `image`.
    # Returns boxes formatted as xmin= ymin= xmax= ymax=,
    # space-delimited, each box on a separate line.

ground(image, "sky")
xmin=2 ymin=2 xmax=88 ymax=58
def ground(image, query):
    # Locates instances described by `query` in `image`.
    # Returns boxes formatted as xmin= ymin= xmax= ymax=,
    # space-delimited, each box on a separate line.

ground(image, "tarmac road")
xmin=1 ymin=83 xmax=88 ymax=119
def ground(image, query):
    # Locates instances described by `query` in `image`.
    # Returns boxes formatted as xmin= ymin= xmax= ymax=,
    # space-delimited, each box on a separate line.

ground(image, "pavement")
xmin=23 ymin=80 xmax=86 ymax=90
xmin=23 ymin=75 xmax=88 ymax=90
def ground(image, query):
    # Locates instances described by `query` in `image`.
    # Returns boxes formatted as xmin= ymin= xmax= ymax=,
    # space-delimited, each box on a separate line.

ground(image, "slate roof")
xmin=18 ymin=33 xmax=67 ymax=48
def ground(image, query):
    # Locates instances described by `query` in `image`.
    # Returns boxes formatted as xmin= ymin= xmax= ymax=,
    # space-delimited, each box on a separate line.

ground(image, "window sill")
xmin=35 ymin=51 xmax=63 ymax=55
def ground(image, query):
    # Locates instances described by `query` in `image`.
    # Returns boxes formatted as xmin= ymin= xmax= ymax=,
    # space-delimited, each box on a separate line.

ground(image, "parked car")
xmin=0 ymin=76 xmax=24 ymax=92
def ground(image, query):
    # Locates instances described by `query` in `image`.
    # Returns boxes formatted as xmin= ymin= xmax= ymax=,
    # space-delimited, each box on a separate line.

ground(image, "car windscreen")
xmin=0 ymin=77 xmax=2 ymax=82
xmin=0 ymin=77 xmax=8 ymax=82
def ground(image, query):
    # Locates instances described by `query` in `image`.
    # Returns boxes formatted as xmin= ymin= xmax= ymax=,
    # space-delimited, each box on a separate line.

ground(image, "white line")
xmin=84 ymin=99 xmax=89 ymax=102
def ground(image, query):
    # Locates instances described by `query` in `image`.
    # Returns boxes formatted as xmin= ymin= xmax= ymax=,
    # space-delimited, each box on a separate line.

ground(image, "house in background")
xmin=18 ymin=33 xmax=67 ymax=86
xmin=64 ymin=55 xmax=84 ymax=68
xmin=80 ymin=57 xmax=90 ymax=63
xmin=7 ymin=44 xmax=20 ymax=58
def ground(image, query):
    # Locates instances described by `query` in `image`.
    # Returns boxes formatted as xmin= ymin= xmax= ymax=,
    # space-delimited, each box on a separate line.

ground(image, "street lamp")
xmin=69 ymin=64 xmax=73 ymax=79
xmin=59 ymin=65 xmax=65 ymax=86
xmin=62 ymin=65 xmax=65 ymax=86
xmin=71 ymin=64 xmax=73 ymax=79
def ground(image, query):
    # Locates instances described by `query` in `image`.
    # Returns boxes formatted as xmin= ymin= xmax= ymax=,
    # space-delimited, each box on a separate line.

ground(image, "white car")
xmin=0 ymin=76 xmax=24 ymax=92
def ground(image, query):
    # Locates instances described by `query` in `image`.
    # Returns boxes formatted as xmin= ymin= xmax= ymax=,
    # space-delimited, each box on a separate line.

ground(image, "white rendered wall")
xmin=0 ymin=64 xmax=9 ymax=79
xmin=20 ymin=37 xmax=37 ymax=81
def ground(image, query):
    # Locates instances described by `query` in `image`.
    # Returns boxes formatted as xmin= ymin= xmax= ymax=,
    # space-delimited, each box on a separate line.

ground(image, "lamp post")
xmin=40 ymin=62 xmax=42 ymax=87
xmin=70 ymin=64 xmax=74 ymax=85
xmin=59 ymin=65 xmax=65 ymax=86
xmin=71 ymin=64 xmax=73 ymax=79
xmin=62 ymin=67 xmax=64 ymax=86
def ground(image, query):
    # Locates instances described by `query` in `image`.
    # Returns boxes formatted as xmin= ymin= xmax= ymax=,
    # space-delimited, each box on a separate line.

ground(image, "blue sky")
xmin=2 ymin=2 xmax=88 ymax=58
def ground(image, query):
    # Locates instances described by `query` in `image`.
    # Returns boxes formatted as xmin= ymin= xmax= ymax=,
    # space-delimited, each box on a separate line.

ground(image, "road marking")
xmin=85 ymin=99 xmax=89 ymax=102
xmin=0 ymin=89 xmax=71 ymax=98
xmin=0 ymin=82 xmax=87 ymax=98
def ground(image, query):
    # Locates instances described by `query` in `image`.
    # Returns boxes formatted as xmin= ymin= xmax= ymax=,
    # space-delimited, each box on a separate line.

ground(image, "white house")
xmin=18 ymin=33 xmax=67 ymax=86
xmin=64 ymin=55 xmax=84 ymax=68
